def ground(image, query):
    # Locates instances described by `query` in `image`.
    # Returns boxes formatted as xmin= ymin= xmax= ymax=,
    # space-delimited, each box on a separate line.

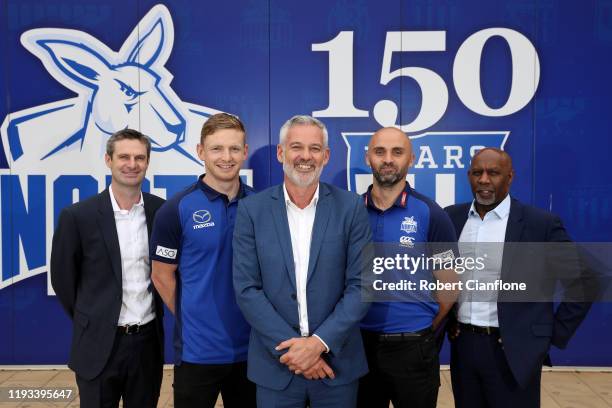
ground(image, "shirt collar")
xmin=283 ymin=183 xmax=319 ymax=209
xmin=108 ymin=184 xmax=144 ymax=213
xmin=198 ymin=174 xmax=246 ymax=202
xmin=468 ymin=194 xmax=511 ymax=219
xmin=364 ymin=182 xmax=411 ymax=211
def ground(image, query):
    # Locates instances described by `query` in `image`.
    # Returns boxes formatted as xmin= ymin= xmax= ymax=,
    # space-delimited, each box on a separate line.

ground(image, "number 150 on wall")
xmin=312 ymin=29 xmax=540 ymax=133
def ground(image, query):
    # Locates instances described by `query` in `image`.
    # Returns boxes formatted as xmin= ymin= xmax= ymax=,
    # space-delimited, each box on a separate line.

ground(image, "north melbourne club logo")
xmin=401 ymin=216 xmax=418 ymax=234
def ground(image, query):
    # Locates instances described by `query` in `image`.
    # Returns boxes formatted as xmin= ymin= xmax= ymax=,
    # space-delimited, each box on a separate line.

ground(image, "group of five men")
xmin=51 ymin=113 xmax=591 ymax=408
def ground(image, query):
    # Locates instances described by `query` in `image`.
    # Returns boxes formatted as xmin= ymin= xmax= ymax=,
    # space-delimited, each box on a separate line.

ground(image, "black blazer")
xmin=445 ymin=198 xmax=592 ymax=388
xmin=51 ymin=189 xmax=165 ymax=380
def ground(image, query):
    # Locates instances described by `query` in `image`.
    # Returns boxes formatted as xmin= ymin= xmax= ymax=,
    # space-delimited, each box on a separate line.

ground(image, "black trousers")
xmin=174 ymin=361 xmax=256 ymax=408
xmin=75 ymin=322 xmax=163 ymax=408
xmin=357 ymin=329 xmax=440 ymax=408
xmin=450 ymin=329 xmax=541 ymax=408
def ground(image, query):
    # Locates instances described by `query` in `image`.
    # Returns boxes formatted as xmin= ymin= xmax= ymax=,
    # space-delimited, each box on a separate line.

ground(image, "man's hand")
xmin=277 ymin=336 xmax=326 ymax=374
xmin=447 ymin=322 xmax=461 ymax=341
xmin=301 ymin=357 xmax=335 ymax=380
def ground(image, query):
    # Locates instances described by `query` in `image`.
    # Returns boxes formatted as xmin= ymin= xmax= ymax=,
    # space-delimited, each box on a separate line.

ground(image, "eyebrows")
xmin=116 ymin=152 xmax=147 ymax=159
xmin=206 ymin=143 xmax=244 ymax=149
xmin=287 ymin=141 xmax=324 ymax=149
xmin=469 ymin=164 xmax=506 ymax=173
xmin=369 ymin=144 xmax=408 ymax=152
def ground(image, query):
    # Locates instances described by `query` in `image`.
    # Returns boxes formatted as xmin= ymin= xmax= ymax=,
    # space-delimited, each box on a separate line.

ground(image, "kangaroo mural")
xmin=0 ymin=4 xmax=251 ymax=290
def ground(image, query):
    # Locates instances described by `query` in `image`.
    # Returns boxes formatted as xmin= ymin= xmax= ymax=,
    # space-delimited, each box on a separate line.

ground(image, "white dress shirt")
xmin=283 ymin=184 xmax=329 ymax=351
xmin=457 ymin=194 xmax=511 ymax=327
xmin=109 ymin=185 xmax=155 ymax=326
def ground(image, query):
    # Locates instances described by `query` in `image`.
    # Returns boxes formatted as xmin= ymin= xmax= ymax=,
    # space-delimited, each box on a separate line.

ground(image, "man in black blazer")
xmin=51 ymin=129 xmax=165 ymax=407
xmin=444 ymin=148 xmax=592 ymax=408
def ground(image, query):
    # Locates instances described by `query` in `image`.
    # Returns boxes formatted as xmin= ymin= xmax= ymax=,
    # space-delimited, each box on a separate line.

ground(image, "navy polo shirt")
xmin=150 ymin=175 xmax=254 ymax=364
xmin=361 ymin=183 xmax=457 ymax=333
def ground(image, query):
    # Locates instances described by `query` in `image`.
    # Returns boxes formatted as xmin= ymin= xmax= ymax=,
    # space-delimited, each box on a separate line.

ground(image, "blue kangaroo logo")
xmin=2 ymin=4 xmax=219 ymax=175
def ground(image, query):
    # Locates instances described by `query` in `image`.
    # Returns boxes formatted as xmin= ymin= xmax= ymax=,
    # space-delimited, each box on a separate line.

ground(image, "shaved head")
xmin=366 ymin=127 xmax=414 ymax=188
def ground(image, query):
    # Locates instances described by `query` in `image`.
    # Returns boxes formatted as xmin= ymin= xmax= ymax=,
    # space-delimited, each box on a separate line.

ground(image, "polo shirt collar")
xmin=198 ymin=174 xmax=246 ymax=202
xmin=365 ymin=181 xmax=411 ymax=211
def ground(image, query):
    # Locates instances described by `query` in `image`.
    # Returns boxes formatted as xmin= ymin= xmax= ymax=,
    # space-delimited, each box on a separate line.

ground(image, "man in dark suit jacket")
xmin=233 ymin=115 xmax=372 ymax=407
xmin=444 ymin=148 xmax=592 ymax=408
xmin=51 ymin=129 xmax=165 ymax=408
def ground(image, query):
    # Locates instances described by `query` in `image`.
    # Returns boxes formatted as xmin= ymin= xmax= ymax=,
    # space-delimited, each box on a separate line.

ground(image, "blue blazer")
xmin=233 ymin=183 xmax=372 ymax=390
xmin=445 ymin=198 xmax=592 ymax=388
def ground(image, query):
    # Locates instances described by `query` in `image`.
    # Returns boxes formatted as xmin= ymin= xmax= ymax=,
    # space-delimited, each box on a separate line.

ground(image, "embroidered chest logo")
xmin=400 ymin=216 xmax=418 ymax=234
xmin=399 ymin=236 xmax=415 ymax=248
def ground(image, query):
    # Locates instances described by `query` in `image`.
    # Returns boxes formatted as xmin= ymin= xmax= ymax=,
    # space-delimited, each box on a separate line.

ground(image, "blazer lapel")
xmin=501 ymin=198 xmax=524 ymax=281
xmin=452 ymin=204 xmax=471 ymax=236
xmin=143 ymin=193 xmax=154 ymax=237
xmin=97 ymin=189 xmax=123 ymax=287
xmin=307 ymin=184 xmax=331 ymax=283
xmin=270 ymin=185 xmax=297 ymax=290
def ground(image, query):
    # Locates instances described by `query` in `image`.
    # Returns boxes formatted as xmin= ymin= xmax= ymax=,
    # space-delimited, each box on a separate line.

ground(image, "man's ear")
xmin=276 ymin=144 xmax=284 ymax=163
xmin=408 ymin=152 xmax=415 ymax=168
xmin=323 ymin=147 xmax=330 ymax=165
xmin=196 ymin=143 xmax=205 ymax=161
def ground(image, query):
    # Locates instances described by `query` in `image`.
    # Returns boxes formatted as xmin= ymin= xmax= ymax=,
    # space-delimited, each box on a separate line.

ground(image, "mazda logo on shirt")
xmin=192 ymin=210 xmax=215 ymax=229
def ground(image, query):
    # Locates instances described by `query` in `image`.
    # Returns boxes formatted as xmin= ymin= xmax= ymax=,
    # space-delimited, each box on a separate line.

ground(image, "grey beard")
xmin=283 ymin=161 xmax=323 ymax=187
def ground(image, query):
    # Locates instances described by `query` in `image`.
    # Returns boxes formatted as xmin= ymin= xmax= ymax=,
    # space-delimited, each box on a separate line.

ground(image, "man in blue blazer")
xmin=233 ymin=115 xmax=372 ymax=407
xmin=444 ymin=148 xmax=592 ymax=408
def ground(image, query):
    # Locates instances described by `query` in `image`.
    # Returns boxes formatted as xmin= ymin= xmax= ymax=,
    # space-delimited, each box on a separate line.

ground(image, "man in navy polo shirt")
xmin=357 ymin=127 xmax=458 ymax=408
xmin=150 ymin=113 xmax=255 ymax=408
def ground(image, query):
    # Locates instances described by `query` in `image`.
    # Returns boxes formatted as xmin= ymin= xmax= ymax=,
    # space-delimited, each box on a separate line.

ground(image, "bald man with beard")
xmin=357 ymin=127 xmax=459 ymax=408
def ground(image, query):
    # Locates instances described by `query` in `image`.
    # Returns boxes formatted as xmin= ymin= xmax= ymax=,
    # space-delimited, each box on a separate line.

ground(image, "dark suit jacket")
xmin=51 ymin=189 xmax=165 ymax=380
xmin=233 ymin=183 xmax=373 ymax=390
xmin=445 ymin=198 xmax=592 ymax=388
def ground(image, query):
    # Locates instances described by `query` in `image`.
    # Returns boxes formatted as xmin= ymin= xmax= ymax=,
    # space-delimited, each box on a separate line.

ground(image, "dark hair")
xmin=106 ymin=129 xmax=152 ymax=159
xmin=200 ymin=113 xmax=246 ymax=145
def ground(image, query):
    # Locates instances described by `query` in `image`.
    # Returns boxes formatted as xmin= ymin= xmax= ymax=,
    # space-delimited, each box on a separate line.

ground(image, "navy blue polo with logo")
xmin=150 ymin=176 xmax=254 ymax=364
xmin=361 ymin=183 xmax=457 ymax=333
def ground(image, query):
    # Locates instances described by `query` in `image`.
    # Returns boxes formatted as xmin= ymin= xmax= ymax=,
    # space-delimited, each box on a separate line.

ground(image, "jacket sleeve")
xmin=50 ymin=208 xmax=82 ymax=318
xmin=313 ymin=198 xmax=373 ymax=354
xmin=232 ymin=201 xmax=298 ymax=357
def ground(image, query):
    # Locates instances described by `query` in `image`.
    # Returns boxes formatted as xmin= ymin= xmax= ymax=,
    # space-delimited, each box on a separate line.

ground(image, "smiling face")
xmin=105 ymin=138 xmax=149 ymax=189
xmin=468 ymin=148 xmax=514 ymax=212
xmin=197 ymin=128 xmax=247 ymax=185
xmin=277 ymin=124 xmax=329 ymax=188
xmin=366 ymin=127 xmax=414 ymax=188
